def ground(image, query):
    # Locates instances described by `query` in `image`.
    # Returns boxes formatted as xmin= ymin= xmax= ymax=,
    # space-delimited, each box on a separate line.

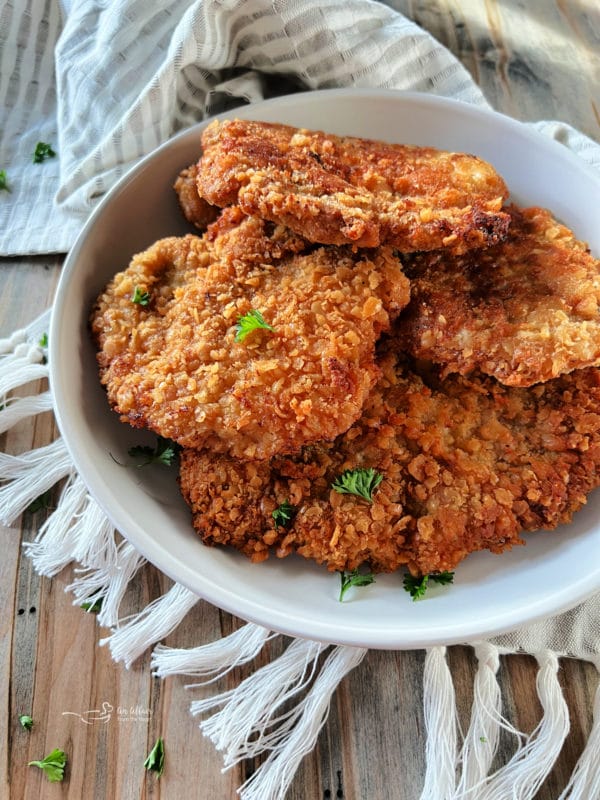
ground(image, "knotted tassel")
xmin=0 ymin=392 xmax=53 ymax=434
xmin=453 ymin=642 xmax=502 ymax=797
xmin=237 ymin=645 xmax=367 ymax=800
xmin=420 ymin=646 xmax=458 ymax=800
xmin=101 ymin=583 xmax=199 ymax=668
xmin=0 ymin=438 xmax=72 ymax=525
xmin=25 ymin=474 xmax=104 ymax=575
xmin=66 ymin=540 xmax=146 ymax=628
xmin=476 ymin=650 xmax=569 ymax=800
xmin=557 ymin=662 xmax=600 ymax=799
xmin=193 ymin=638 xmax=329 ymax=762
xmin=152 ymin=622 xmax=274 ymax=681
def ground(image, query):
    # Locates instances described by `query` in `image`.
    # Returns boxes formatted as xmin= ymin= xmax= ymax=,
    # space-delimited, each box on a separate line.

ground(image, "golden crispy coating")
xmin=397 ymin=206 xmax=600 ymax=387
xmin=196 ymin=118 xmax=510 ymax=253
xmin=179 ymin=348 xmax=600 ymax=575
xmin=173 ymin=163 xmax=220 ymax=230
xmin=91 ymin=211 xmax=410 ymax=460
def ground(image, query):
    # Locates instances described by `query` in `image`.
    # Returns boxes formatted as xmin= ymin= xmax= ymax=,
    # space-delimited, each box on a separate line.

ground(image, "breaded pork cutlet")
xmin=91 ymin=209 xmax=410 ymax=460
xmin=196 ymin=119 xmax=510 ymax=253
xmin=179 ymin=346 xmax=600 ymax=576
xmin=173 ymin=163 xmax=220 ymax=230
xmin=397 ymin=206 xmax=600 ymax=386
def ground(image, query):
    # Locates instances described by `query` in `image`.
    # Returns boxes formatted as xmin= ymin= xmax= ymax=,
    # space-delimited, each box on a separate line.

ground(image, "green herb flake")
xmin=33 ymin=142 xmax=56 ymax=164
xmin=19 ymin=715 xmax=34 ymax=731
xmin=27 ymin=489 xmax=52 ymax=514
xmin=38 ymin=332 xmax=48 ymax=348
xmin=331 ymin=467 xmax=383 ymax=503
xmin=403 ymin=571 xmax=455 ymax=601
xmin=131 ymin=286 xmax=151 ymax=306
xmin=479 ymin=736 xmax=487 ymax=743
xmin=339 ymin=568 xmax=375 ymax=602
xmin=28 ymin=748 xmax=67 ymax=782
xmin=0 ymin=170 xmax=10 ymax=192
xmin=272 ymin=500 xmax=296 ymax=528
xmin=81 ymin=597 xmax=103 ymax=613
xmin=144 ymin=737 xmax=165 ymax=778
xmin=234 ymin=309 xmax=274 ymax=343
xmin=128 ymin=436 xmax=178 ymax=467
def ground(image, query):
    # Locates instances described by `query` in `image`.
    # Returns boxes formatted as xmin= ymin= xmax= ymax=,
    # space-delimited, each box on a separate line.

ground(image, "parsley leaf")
xmin=331 ymin=467 xmax=383 ymax=503
xmin=0 ymin=169 xmax=10 ymax=192
xmin=28 ymin=748 xmax=67 ymax=782
xmin=33 ymin=142 xmax=56 ymax=164
xmin=144 ymin=737 xmax=165 ymax=778
xmin=234 ymin=309 xmax=274 ymax=342
xmin=131 ymin=286 xmax=151 ymax=306
xmin=81 ymin=597 xmax=103 ymax=613
xmin=38 ymin=332 xmax=48 ymax=348
xmin=403 ymin=573 xmax=429 ymax=600
xmin=272 ymin=500 xmax=296 ymax=528
xmin=339 ymin=568 xmax=375 ymax=601
xmin=19 ymin=715 xmax=34 ymax=731
xmin=431 ymin=571 xmax=454 ymax=587
xmin=403 ymin=571 xmax=455 ymax=601
xmin=128 ymin=437 xmax=177 ymax=467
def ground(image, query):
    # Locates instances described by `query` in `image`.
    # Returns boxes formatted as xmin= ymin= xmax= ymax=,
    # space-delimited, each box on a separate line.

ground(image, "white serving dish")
xmin=50 ymin=88 xmax=600 ymax=649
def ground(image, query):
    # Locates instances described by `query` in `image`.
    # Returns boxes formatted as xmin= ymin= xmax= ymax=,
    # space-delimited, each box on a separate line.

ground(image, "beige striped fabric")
xmin=1 ymin=0 xmax=490 ymax=255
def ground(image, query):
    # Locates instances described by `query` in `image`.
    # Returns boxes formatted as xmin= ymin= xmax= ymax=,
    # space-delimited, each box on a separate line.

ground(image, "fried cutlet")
xmin=397 ymin=206 xmax=600 ymax=386
xmin=179 ymin=346 xmax=600 ymax=575
xmin=91 ymin=210 xmax=410 ymax=460
xmin=196 ymin=118 xmax=510 ymax=253
xmin=173 ymin=163 xmax=220 ymax=230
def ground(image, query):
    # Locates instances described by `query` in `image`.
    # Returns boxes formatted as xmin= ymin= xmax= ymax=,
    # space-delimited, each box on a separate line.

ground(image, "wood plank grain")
xmin=391 ymin=0 xmax=600 ymax=141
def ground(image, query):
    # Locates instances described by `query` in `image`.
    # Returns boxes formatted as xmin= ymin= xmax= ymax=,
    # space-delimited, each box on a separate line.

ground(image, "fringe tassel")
xmin=66 ymin=541 xmax=146 ymax=628
xmin=0 ymin=329 xmax=28 ymax=355
xmin=0 ymin=391 xmax=53 ymax=434
xmin=0 ymin=438 xmax=72 ymax=525
xmin=152 ymin=622 xmax=274 ymax=681
xmin=25 ymin=474 xmax=102 ymax=575
xmin=236 ymin=645 xmax=367 ymax=800
xmin=420 ymin=646 xmax=458 ymax=800
xmin=101 ymin=583 xmax=199 ymax=668
xmin=453 ymin=642 xmax=502 ymax=797
xmin=558 ymin=665 xmax=600 ymax=799
xmin=193 ymin=638 xmax=329 ymax=762
xmin=476 ymin=650 xmax=570 ymax=800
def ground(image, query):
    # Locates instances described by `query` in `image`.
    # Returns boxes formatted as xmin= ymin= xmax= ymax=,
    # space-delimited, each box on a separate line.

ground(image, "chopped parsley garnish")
xmin=28 ymin=748 xmax=67 ymax=782
xmin=128 ymin=437 xmax=177 ymax=467
xmin=339 ymin=568 xmax=375 ymax=601
xmin=0 ymin=169 xmax=10 ymax=192
xmin=403 ymin=571 xmax=455 ymax=601
xmin=38 ymin=332 xmax=48 ymax=347
xmin=131 ymin=286 xmax=151 ymax=306
xmin=331 ymin=467 xmax=383 ymax=503
xmin=33 ymin=142 xmax=56 ymax=164
xmin=234 ymin=309 xmax=274 ymax=342
xmin=81 ymin=597 xmax=103 ymax=613
xmin=27 ymin=489 xmax=52 ymax=513
xmin=19 ymin=715 xmax=34 ymax=731
xmin=272 ymin=500 xmax=296 ymax=528
xmin=144 ymin=737 xmax=165 ymax=777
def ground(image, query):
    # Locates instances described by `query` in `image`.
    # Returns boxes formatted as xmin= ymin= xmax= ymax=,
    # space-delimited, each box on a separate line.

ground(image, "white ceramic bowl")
xmin=50 ymin=89 xmax=600 ymax=649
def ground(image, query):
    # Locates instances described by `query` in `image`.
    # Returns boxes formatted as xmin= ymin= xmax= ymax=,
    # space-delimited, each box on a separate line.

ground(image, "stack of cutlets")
xmin=91 ymin=120 xmax=600 ymax=578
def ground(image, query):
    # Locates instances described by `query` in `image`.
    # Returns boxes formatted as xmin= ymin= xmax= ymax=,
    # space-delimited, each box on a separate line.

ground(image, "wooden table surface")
xmin=2 ymin=2 xmax=599 ymax=798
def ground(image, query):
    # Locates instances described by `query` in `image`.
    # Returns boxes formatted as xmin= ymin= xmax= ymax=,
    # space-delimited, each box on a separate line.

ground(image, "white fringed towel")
xmin=2 ymin=2 xmax=600 ymax=798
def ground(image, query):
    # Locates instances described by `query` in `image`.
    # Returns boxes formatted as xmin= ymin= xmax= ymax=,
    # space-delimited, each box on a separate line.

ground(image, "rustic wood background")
xmin=1 ymin=1 xmax=599 ymax=798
